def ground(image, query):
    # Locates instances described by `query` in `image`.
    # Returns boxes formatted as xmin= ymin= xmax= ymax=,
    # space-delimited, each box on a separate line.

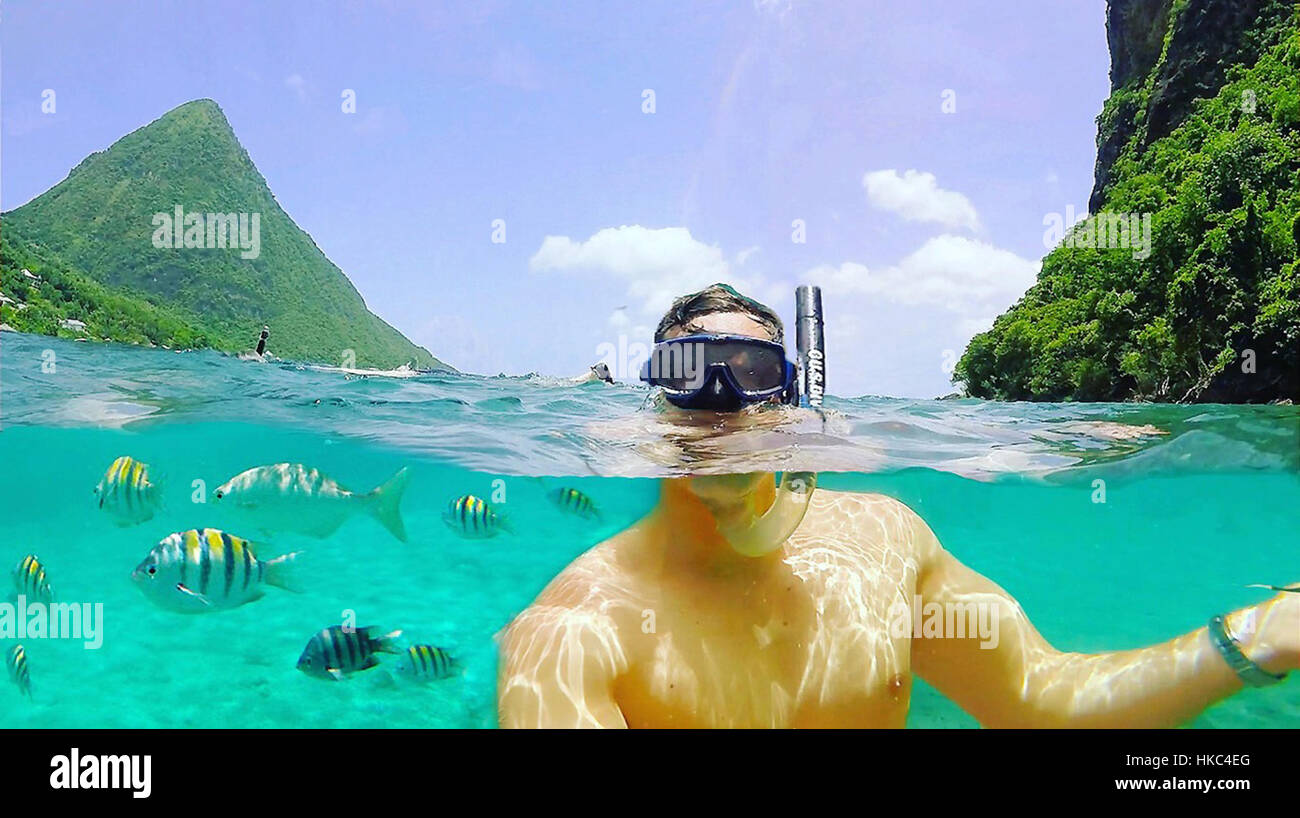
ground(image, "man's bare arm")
xmin=497 ymin=602 xmax=629 ymax=729
xmin=906 ymin=511 xmax=1297 ymax=728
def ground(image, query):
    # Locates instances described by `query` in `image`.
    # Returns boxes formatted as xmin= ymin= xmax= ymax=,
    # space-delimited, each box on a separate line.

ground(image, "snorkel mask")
xmin=639 ymin=335 xmax=798 ymax=410
xmin=644 ymin=286 xmax=826 ymax=557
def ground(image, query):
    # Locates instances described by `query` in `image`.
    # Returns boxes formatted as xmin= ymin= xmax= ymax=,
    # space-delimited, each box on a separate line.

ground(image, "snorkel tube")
xmin=715 ymin=286 xmax=823 ymax=557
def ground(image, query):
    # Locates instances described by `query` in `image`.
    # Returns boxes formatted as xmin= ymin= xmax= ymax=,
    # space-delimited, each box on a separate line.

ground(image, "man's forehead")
xmin=663 ymin=311 xmax=776 ymax=340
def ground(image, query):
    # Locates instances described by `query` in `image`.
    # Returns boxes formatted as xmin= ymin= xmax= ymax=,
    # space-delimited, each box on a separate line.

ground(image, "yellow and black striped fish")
xmin=442 ymin=494 xmax=508 ymax=539
xmin=297 ymin=625 xmax=402 ymax=681
xmin=94 ymin=455 xmax=160 ymax=525
xmin=131 ymin=528 xmax=301 ymax=613
xmin=547 ymin=487 xmax=601 ymax=520
xmin=7 ymin=644 xmax=31 ymax=699
xmin=394 ymin=644 xmax=457 ymax=682
xmin=11 ymin=555 xmax=54 ymax=604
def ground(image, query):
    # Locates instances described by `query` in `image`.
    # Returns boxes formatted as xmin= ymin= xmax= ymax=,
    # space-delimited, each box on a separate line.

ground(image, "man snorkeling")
xmin=569 ymin=361 xmax=615 ymax=385
xmin=497 ymin=283 xmax=1298 ymax=728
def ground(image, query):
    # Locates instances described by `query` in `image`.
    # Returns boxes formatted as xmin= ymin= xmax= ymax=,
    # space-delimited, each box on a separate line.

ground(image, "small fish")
xmin=6 ymin=644 xmax=31 ymax=699
xmin=215 ymin=464 xmax=410 ymax=542
xmin=547 ymin=486 xmax=601 ymax=520
xmin=297 ymin=625 xmax=402 ymax=681
xmin=394 ymin=644 xmax=457 ymax=682
xmin=442 ymin=494 xmax=509 ymax=539
xmin=11 ymin=555 xmax=54 ymax=604
xmin=131 ymin=528 xmax=301 ymax=613
xmin=94 ymin=456 xmax=161 ymax=526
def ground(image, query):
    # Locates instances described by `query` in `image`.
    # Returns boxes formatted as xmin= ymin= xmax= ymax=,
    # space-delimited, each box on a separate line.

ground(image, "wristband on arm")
xmin=1207 ymin=614 xmax=1287 ymax=688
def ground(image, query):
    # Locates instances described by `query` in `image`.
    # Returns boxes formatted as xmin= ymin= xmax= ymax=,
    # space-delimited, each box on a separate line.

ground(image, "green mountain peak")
xmin=2 ymin=98 xmax=452 ymax=370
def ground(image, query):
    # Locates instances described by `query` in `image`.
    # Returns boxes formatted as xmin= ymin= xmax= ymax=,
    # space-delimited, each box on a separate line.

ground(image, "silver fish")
xmin=131 ymin=528 xmax=300 ymax=613
xmin=215 ymin=464 xmax=409 ymax=542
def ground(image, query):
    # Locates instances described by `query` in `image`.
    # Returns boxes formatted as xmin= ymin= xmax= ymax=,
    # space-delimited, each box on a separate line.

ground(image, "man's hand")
xmin=910 ymin=509 xmax=1294 ymax=727
xmin=1229 ymin=585 xmax=1300 ymax=677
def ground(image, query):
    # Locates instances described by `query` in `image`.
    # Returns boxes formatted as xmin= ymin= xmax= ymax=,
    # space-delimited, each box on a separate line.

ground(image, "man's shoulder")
xmin=811 ymin=488 xmax=922 ymax=519
xmin=529 ymin=534 xmax=639 ymax=613
xmin=802 ymin=488 xmax=937 ymax=548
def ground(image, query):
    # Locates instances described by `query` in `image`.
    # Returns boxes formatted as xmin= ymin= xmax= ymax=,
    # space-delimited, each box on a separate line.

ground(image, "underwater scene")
xmin=1 ymin=332 xmax=1296 ymax=728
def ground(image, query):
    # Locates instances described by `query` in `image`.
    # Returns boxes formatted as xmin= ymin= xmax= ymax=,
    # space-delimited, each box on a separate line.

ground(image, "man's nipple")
xmin=888 ymin=673 xmax=910 ymax=700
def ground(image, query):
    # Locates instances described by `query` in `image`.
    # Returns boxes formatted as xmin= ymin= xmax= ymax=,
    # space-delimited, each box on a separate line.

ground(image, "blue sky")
xmin=2 ymin=0 xmax=1111 ymax=397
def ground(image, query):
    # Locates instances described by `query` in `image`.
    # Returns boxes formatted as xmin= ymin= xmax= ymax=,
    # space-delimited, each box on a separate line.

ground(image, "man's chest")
xmin=615 ymin=541 xmax=920 ymax=727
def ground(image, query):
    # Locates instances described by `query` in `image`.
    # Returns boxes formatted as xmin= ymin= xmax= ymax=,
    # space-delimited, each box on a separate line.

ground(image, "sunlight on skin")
xmin=499 ymin=482 xmax=1299 ymax=728
xmin=497 ymin=311 xmax=1300 ymax=728
xmin=910 ymin=544 xmax=1297 ymax=728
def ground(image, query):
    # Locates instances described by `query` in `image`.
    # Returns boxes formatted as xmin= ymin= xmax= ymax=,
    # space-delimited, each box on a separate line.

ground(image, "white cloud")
xmin=530 ymin=225 xmax=734 ymax=319
xmin=806 ymin=235 xmax=1038 ymax=313
xmin=862 ymin=169 xmax=980 ymax=231
xmin=530 ymin=226 xmax=797 ymax=338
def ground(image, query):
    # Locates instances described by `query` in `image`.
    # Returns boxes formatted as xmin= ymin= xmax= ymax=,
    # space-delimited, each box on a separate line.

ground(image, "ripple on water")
xmin=1 ymin=332 xmax=1295 ymax=480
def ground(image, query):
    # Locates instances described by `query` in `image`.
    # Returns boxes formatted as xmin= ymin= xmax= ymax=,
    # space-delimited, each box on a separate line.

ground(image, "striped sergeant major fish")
xmin=214 ymin=464 xmax=410 ymax=542
xmin=297 ymin=625 xmax=402 ymax=681
xmin=94 ymin=456 xmax=161 ymax=526
xmin=546 ymin=486 xmax=601 ymax=520
xmin=11 ymin=554 xmax=54 ymax=604
xmin=131 ymin=528 xmax=301 ymax=613
xmin=7 ymin=644 xmax=31 ymax=699
xmin=394 ymin=644 xmax=457 ymax=682
xmin=442 ymin=494 xmax=509 ymax=539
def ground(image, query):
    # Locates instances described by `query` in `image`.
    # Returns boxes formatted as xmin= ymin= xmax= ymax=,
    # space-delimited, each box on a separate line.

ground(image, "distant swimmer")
xmin=564 ymin=362 xmax=615 ymax=386
xmin=214 ymin=464 xmax=411 ymax=542
xmin=237 ymin=326 xmax=271 ymax=362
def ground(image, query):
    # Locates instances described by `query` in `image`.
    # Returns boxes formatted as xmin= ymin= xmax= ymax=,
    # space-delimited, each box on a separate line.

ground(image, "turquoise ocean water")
xmin=0 ymin=332 xmax=1296 ymax=728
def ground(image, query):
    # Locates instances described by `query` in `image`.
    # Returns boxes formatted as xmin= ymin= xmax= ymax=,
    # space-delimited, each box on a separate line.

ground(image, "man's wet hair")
xmin=654 ymin=283 xmax=784 ymax=343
